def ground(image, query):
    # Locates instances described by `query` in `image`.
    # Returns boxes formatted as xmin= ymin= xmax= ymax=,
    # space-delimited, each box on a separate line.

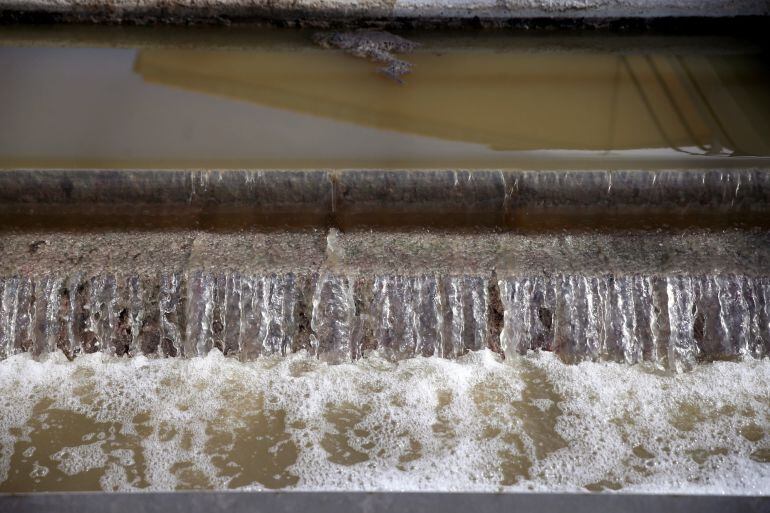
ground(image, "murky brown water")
xmin=1 ymin=350 xmax=768 ymax=493
xmin=0 ymin=28 xmax=769 ymax=169
xmin=0 ymin=26 xmax=769 ymax=495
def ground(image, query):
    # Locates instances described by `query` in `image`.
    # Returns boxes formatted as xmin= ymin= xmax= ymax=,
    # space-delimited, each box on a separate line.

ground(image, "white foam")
xmin=0 ymin=350 xmax=768 ymax=493
xmin=52 ymin=442 xmax=107 ymax=476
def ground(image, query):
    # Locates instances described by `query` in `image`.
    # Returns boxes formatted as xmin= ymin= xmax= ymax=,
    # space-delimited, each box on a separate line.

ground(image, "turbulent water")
xmin=0 ymin=350 xmax=768 ymax=493
xmin=1 ymin=273 xmax=769 ymax=371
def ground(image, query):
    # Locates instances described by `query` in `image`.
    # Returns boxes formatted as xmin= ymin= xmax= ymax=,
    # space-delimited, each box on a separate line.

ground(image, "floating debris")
xmin=313 ymin=30 xmax=419 ymax=83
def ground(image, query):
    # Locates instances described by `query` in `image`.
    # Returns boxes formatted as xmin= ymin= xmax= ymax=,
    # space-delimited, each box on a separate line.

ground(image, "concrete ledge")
xmin=0 ymin=0 xmax=768 ymax=25
xmin=2 ymin=491 xmax=768 ymax=513
xmin=1 ymin=168 xmax=769 ymax=230
xmin=0 ymin=25 xmax=762 ymax=52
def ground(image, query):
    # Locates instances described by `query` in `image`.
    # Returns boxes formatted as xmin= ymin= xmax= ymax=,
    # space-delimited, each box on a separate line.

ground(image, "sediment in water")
xmin=1 ymin=349 xmax=769 ymax=492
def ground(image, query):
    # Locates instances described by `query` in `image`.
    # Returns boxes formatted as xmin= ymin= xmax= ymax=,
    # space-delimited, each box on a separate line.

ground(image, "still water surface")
xmin=1 ymin=28 xmax=769 ymax=169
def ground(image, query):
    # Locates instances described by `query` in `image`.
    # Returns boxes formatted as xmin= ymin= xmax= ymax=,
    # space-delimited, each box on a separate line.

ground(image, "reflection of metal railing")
xmin=132 ymin=47 xmax=767 ymax=155
xmin=622 ymin=56 xmax=694 ymax=155
xmin=674 ymin=55 xmax=740 ymax=155
xmin=646 ymin=56 xmax=708 ymax=153
xmin=624 ymin=51 xmax=770 ymax=158
xmin=622 ymin=55 xmax=715 ymax=156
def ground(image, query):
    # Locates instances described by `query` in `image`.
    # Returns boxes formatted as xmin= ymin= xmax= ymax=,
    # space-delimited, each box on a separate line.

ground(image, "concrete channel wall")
xmin=0 ymin=0 xmax=768 ymax=24
xmin=2 ymin=168 xmax=769 ymax=230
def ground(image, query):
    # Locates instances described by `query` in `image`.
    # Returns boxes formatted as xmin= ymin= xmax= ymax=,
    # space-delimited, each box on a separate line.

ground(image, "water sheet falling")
xmin=0 ymin=272 xmax=768 ymax=370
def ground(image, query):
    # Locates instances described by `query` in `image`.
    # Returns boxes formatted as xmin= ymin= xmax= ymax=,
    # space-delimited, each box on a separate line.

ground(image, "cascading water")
xmin=1 ymin=27 xmax=770 ymax=500
xmin=1 ymin=272 xmax=767 ymax=370
xmin=500 ymin=274 xmax=769 ymax=370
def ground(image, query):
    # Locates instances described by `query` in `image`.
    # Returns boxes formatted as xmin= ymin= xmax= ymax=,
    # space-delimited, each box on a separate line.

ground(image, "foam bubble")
xmin=0 ymin=350 xmax=768 ymax=493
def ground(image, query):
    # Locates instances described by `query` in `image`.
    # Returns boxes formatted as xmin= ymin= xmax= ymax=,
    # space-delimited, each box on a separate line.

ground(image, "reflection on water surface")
xmin=0 ymin=29 xmax=769 ymax=169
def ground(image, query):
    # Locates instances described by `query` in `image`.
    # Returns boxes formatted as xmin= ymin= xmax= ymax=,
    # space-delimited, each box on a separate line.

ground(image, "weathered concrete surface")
xmin=0 ymin=0 xmax=768 ymax=24
xmin=2 ymin=229 xmax=769 ymax=277
xmin=0 ymin=26 xmax=761 ymax=52
xmin=1 ymin=168 xmax=769 ymax=230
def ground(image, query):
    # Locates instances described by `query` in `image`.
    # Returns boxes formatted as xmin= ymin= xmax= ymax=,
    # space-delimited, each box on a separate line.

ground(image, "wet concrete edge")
xmin=1 ymin=168 xmax=769 ymax=230
xmin=1 ymin=490 xmax=768 ymax=513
